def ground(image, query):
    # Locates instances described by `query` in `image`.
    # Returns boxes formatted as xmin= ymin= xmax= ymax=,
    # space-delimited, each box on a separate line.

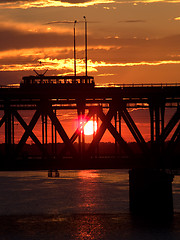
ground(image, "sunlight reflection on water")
xmin=0 ymin=170 xmax=179 ymax=216
xmin=72 ymin=215 xmax=105 ymax=240
xmin=0 ymin=170 xmax=180 ymax=239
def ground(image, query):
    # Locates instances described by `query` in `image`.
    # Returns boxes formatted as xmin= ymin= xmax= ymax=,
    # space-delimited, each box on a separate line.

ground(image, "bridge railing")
xmin=96 ymin=83 xmax=180 ymax=88
xmin=0 ymin=82 xmax=180 ymax=89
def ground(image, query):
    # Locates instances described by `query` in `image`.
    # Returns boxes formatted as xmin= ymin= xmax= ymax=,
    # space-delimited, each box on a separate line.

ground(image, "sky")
xmin=0 ymin=0 xmax=180 ymax=86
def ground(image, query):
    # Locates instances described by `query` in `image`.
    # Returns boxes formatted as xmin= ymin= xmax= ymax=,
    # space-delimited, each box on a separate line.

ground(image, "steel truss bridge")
xmin=0 ymin=78 xmax=180 ymax=170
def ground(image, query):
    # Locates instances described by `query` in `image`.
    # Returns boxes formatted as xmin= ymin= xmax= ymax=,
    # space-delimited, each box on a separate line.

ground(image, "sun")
xmin=84 ymin=120 xmax=97 ymax=136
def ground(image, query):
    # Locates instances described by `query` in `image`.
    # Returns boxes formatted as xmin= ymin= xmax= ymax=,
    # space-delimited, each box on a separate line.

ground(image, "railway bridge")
xmin=0 ymin=75 xmax=180 ymax=217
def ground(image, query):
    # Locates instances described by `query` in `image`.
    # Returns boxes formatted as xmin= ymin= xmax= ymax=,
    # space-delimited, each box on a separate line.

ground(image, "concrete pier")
xmin=129 ymin=169 xmax=174 ymax=218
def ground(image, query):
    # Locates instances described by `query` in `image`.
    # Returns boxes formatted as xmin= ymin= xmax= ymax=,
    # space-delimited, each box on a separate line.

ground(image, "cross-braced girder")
xmin=0 ymin=85 xmax=179 ymax=169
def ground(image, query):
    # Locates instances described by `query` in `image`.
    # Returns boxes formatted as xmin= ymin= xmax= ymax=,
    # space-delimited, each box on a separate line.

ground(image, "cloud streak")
xmin=118 ymin=20 xmax=146 ymax=23
xmin=118 ymin=0 xmax=180 ymax=3
xmin=1 ymin=27 xmax=180 ymax=70
xmin=1 ymin=21 xmax=180 ymax=56
xmin=0 ymin=0 xmax=180 ymax=9
xmin=174 ymin=17 xmax=180 ymax=21
xmin=0 ymin=0 xmax=114 ymax=9
xmin=1 ymin=58 xmax=180 ymax=73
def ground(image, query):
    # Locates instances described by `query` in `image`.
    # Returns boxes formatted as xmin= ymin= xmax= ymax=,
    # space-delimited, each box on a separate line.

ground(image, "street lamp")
xmin=45 ymin=20 xmax=77 ymax=76
xmin=83 ymin=16 xmax=88 ymax=77
xmin=74 ymin=20 xmax=77 ymax=76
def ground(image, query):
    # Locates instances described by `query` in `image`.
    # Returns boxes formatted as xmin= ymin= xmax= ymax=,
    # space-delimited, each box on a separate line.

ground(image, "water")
xmin=0 ymin=170 xmax=180 ymax=239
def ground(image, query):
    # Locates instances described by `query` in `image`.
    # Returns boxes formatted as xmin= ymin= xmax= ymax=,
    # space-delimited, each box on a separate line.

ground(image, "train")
xmin=20 ymin=75 xmax=95 ymax=89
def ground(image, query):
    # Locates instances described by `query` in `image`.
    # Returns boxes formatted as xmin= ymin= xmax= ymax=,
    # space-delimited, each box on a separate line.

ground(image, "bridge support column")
xmin=114 ymin=111 xmax=118 ymax=154
xmin=129 ymin=169 xmax=174 ymax=218
xmin=4 ymin=105 xmax=13 ymax=157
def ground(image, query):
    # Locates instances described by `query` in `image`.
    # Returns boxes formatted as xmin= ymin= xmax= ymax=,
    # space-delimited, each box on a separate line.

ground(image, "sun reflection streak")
xmin=73 ymin=215 xmax=104 ymax=240
xmin=77 ymin=170 xmax=100 ymax=210
xmin=73 ymin=170 xmax=105 ymax=239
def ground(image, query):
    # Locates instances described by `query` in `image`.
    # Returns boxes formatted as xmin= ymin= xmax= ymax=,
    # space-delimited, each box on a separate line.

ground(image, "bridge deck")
xmin=0 ymin=85 xmax=179 ymax=101
xmin=0 ymin=83 xmax=179 ymax=170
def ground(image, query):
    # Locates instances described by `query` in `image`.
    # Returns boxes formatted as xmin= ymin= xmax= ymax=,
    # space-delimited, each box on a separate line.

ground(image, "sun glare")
xmin=84 ymin=120 xmax=97 ymax=136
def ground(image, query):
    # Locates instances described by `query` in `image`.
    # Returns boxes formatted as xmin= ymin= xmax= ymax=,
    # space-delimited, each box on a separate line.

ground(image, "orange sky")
xmin=0 ymin=1 xmax=179 ymax=144
xmin=0 ymin=0 xmax=180 ymax=85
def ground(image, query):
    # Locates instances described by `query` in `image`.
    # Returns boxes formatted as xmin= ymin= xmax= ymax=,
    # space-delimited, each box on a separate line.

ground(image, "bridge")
xmin=0 ymin=75 xmax=180 ymax=217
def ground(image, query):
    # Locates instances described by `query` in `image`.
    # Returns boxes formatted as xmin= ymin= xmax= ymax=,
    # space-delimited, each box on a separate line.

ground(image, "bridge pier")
xmin=4 ymin=104 xmax=14 ymax=156
xmin=77 ymin=101 xmax=85 ymax=159
xmin=129 ymin=169 xmax=174 ymax=218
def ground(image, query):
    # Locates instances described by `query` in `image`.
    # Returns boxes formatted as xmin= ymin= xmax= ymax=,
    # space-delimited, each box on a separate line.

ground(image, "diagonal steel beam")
xmin=46 ymin=104 xmax=78 ymax=159
xmin=13 ymin=109 xmax=47 ymax=156
xmin=171 ymin=123 xmax=180 ymax=145
xmin=166 ymin=123 xmax=180 ymax=154
xmin=98 ymin=108 xmax=133 ymax=157
xmin=0 ymin=114 xmax=6 ymax=158
xmin=14 ymin=109 xmax=41 ymax=156
xmin=72 ymin=108 xmax=92 ymax=143
xmin=0 ymin=114 xmax=6 ymax=128
xmin=87 ymin=106 xmax=133 ymax=157
xmin=87 ymin=107 xmax=115 ymax=156
xmin=159 ymin=107 xmax=180 ymax=143
xmin=120 ymin=106 xmax=148 ymax=154
xmin=59 ymin=108 xmax=95 ymax=157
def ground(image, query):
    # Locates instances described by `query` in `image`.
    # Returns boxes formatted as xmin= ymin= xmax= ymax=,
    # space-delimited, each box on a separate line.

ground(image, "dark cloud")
xmin=118 ymin=20 xmax=146 ymax=23
xmin=0 ymin=69 xmax=60 ymax=85
xmin=1 ymin=24 xmax=180 ymax=67
xmin=0 ymin=0 xmax=29 ymax=2
xmin=0 ymin=27 xmax=74 ymax=51
xmin=0 ymin=71 xmax=26 ymax=85
xmin=0 ymin=0 xmax=91 ymax=4
xmin=88 ymin=35 xmax=180 ymax=63
xmin=44 ymin=21 xmax=75 ymax=25
xmin=59 ymin=0 xmax=91 ymax=3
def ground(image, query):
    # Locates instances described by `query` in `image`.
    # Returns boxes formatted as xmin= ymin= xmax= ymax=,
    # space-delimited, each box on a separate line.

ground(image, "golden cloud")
xmin=1 ymin=0 xmax=180 ymax=10
xmin=0 ymin=0 xmax=114 ymax=9
xmin=97 ymin=73 xmax=115 ymax=76
xmin=1 ymin=58 xmax=180 ymax=73
xmin=122 ymin=0 xmax=180 ymax=3
xmin=0 ymin=0 xmax=180 ymax=10
xmin=174 ymin=17 xmax=180 ymax=21
xmin=90 ymin=60 xmax=180 ymax=67
xmin=0 ymin=48 xmax=72 ymax=60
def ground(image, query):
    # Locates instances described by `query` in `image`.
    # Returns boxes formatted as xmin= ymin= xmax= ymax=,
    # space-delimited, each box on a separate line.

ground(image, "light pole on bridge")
xmin=83 ymin=16 xmax=88 ymax=77
xmin=74 ymin=20 xmax=77 ymax=76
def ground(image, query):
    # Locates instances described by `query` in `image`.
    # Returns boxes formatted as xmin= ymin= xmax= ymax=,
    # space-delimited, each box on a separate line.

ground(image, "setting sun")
xmin=84 ymin=120 xmax=97 ymax=136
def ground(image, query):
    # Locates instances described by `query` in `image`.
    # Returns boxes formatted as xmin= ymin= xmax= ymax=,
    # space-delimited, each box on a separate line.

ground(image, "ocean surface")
xmin=0 ymin=169 xmax=180 ymax=240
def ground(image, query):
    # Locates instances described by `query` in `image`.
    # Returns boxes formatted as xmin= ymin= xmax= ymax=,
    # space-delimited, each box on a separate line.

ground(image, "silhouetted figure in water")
xmin=48 ymin=169 xmax=52 ymax=177
xmin=48 ymin=169 xmax=59 ymax=178
xmin=55 ymin=169 xmax=59 ymax=178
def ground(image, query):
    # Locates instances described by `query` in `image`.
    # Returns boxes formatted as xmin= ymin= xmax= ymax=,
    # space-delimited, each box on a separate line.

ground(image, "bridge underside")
xmin=0 ymin=86 xmax=179 ymax=170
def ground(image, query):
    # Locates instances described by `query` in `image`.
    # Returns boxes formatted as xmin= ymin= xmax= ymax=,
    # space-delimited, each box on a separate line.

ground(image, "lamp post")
xmin=83 ymin=16 xmax=88 ymax=77
xmin=74 ymin=20 xmax=77 ymax=76
xmin=45 ymin=20 xmax=78 ymax=76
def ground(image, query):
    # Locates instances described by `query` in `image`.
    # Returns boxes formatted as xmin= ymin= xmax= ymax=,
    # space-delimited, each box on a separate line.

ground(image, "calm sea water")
xmin=0 ymin=169 xmax=180 ymax=240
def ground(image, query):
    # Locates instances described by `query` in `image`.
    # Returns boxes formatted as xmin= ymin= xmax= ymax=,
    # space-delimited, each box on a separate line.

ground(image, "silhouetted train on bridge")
xmin=20 ymin=75 xmax=95 ymax=89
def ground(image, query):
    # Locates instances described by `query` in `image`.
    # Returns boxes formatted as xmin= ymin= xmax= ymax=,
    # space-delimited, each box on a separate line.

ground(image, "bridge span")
xmin=0 ymin=77 xmax=179 ymax=169
xmin=0 ymin=76 xmax=180 ymax=217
